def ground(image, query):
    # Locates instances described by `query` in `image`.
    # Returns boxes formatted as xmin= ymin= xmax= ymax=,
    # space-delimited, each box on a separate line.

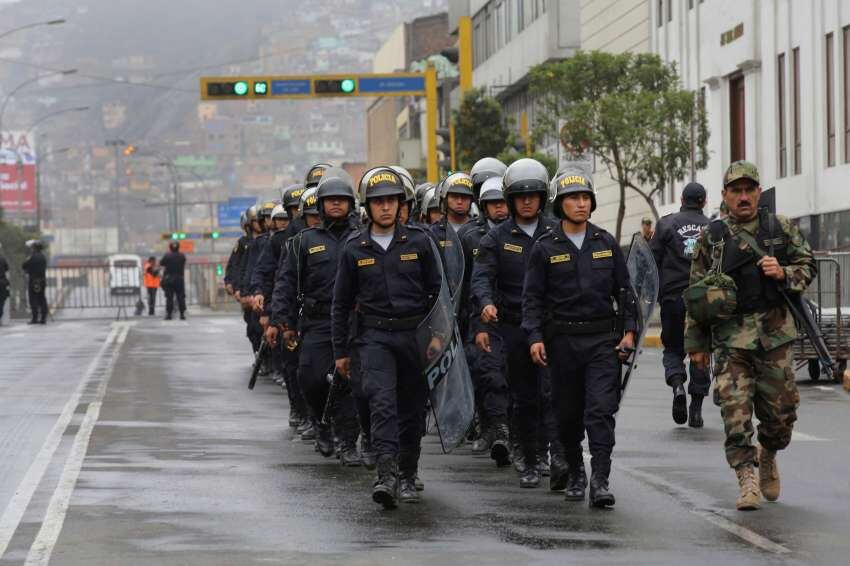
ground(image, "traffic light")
xmin=123 ymin=144 xmax=136 ymax=156
xmin=172 ymin=232 xmax=187 ymax=240
xmin=314 ymin=78 xmax=356 ymax=96
xmin=253 ymin=81 xmax=268 ymax=96
xmin=216 ymin=263 xmax=223 ymax=276
xmin=205 ymin=81 xmax=250 ymax=97
xmin=211 ymin=231 xmax=220 ymax=239
xmin=436 ymin=125 xmax=456 ymax=172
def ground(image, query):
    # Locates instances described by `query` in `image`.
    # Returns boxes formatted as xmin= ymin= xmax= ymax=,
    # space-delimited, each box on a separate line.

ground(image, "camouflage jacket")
xmin=684 ymin=214 xmax=815 ymax=353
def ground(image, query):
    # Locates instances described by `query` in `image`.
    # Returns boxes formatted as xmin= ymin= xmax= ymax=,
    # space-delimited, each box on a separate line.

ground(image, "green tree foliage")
xmin=0 ymin=215 xmax=38 ymax=315
xmin=530 ymin=51 xmax=709 ymax=241
xmin=453 ymin=88 xmax=510 ymax=171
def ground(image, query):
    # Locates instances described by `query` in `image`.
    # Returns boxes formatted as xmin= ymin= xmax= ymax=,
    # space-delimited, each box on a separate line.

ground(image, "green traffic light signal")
xmin=171 ymin=232 xmax=179 ymax=240
xmin=340 ymin=79 xmax=355 ymax=93
xmin=233 ymin=81 xmax=249 ymax=96
xmin=211 ymin=231 xmax=220 ymax=239
xmin=253 ymin=81 xmax=268 ymax=95
xmin=216 ymin=264 xmax=223 ymax=276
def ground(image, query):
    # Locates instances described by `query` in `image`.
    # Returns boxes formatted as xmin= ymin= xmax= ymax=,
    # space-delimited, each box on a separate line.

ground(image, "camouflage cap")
xmin=723 ymin=160 xmax=760 ymax=187
xmin=641 ymin=216 xmax=653 ymax=225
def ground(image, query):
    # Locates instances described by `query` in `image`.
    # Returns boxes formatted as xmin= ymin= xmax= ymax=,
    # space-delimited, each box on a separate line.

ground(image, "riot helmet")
xmin=439 ymin=171 xmax=474 ymax=208
xmin=470 ymin=157 xmax=507 ymax=198
xmin=299 ymin=187 xmax=320 ymax=217
xmin=282 ymin=184 xmax=306 ymax=217
xmin=478 ymin=176 xmax=507 ymax=221
xmin=551 ymin=169 xmax=596 ymax=218
xmin=270 ymin=204 xmax=288 ymax=220
xmin=246 ymin=205 xmax=259 ymax=222
xmin=316 ymin=167 xmax=357 ymax=221
xmin=503 ymin=158 xmax=549 ymax=216
xmin=305 ymin=163 xmax=333 ymax=188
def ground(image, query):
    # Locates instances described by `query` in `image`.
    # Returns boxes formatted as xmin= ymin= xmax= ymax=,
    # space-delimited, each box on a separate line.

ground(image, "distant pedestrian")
xmin=0 ymin=243 xmax=9 ymax=325
xmin=160 ymin=241 xmax=187 ymax=320
xmin=143 ymin=256 xmax=161 ymax=316
xmin=640 ymin=217 xmax=654 ymax=241
xmin=22 ymin=240 xmax=48 ymax=325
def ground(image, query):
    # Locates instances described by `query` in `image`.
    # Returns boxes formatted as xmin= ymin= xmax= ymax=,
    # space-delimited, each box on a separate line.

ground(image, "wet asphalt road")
xmin=1 ymin=315 xmax=849 ymax=565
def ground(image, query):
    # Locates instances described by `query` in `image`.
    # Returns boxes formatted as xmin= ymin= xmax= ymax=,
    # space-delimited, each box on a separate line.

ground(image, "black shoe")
xmin=537 ymin=452 xmax=551 ymax=477
xmin=39 ymin=319 xmax=46 ymax=324
xmin=372 ymin=456 xmax=399 ymax=509
xmin=564 ymin=462 xmax=588 ymax=501
xmin=549 ymin=455 xmax=569 ymax=491
xmin=179 ymin=313 xmax=186 ymax=320
xmin=472 ymin=429 xmax=492 ymax=454
xmin=360 ymin=437 xmax=377 ymax=470
xmin=413 ymin=474 xmax=424 ymax=492
xmin=513 ymin=450 xmax=528 ymax=475
xmin=288 ymin=409 xmax=303 ymax=429
xmin=519 ymin=467 xmax=541 ymax=488
xmin=589 ymin=475 xmax=615 ymax=508
xmin=28 ymin=319 xmax=38 ymax=325
xmin=339 ymin=441 xmax=362 ymax=467
xmin=399 ymin=477 xmax=420 ymax=504
xmin=300 ymin=422 xmax=316 ymax=442
xmin=164 ymin=314 xmax=172 ymax=320
xmin=672 ymin=381 xmax=688 ymax=425
xmin=688 ymin=395 xmax=704 ymax=428
xmin=490 ymin=424 xmax=512 ymax=467
xmin=315 ymin=425 xmax=335 ymax=457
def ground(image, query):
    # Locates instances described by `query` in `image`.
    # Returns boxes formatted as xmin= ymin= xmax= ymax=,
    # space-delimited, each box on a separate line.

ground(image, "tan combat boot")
xmin=758 ymin=446 xmax=780 ymax=502
xmin=735 ymin=463 xmax=762 ymax=511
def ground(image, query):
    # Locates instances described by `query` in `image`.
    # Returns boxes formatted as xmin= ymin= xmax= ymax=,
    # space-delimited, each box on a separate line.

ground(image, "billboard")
xmin=0 ymin=130 xmax=38 ymax=214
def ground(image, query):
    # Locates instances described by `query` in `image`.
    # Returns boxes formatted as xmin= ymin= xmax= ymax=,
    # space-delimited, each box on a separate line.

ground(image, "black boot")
xmin=315 ymin=424 xmax=335 ymax=457
xmin=589 ymin=472 xmax=615 ymax=508
xmin=339 ymin=439 xmax=362 ymax=467
xmin=671 ymin=377 xmax=687 ymax=425
xmin=360 ymin=436 xmax=377 ymax=470
xmin=372 ymin=455 xmax=399 ymax=509
xmin=399 ymin=473 xmax=420 ymax=504
xmin=489 ymin=423 xmax=512 ymax=467
xmin=288 ymin=407 xmax=303 ymax=429
xmin=537 ymin=449 xmax=551 ymax=477
xmin=564 ymin=460 xmax=588 ymax=501
xmin=512 ymin=442 xmax=527 ymax=474
xmin=549 ymin=454 xmax=569 ymax=491
xmin=472 ymin=425 xmax=492 ymax=454
xmin=688 ymin=394 xmax=704 ymax=428
xmin=519 ymin=448 xmax=540 ymax=488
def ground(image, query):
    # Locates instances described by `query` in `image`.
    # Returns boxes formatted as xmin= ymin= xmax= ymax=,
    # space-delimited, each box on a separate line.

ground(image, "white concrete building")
xmin=654 ymin=0 xmax=850 ymax=250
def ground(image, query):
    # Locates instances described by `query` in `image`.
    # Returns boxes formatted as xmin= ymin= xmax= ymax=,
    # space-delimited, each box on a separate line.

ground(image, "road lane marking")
xmin=792 ymin=430 xmax=830 ymax=442
xmin=0 ymin=322 xmax=130 ymax=561
xmin=24 ymin=322 xmax=130 ymax=566
xmin=599 ymin=455 xmax=792 ymax=555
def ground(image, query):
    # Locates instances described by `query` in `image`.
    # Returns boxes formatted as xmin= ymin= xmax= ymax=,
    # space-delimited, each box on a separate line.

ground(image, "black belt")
xmin=545 ymin=318 xmax=614 ymax=336
xmin=303 ymin=301 xmax=331 ymax=317
xmin=360 ymin=313 xmax=423 ymax=331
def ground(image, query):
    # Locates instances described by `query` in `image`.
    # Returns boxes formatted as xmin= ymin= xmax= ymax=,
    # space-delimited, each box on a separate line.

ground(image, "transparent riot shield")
xmin=416 ymin=238 xmax=475 ymax=453
xmin=619 ymin=234 xmax=659 ymax=402
xmin=438 ymin=223 xmax=465 ymax=313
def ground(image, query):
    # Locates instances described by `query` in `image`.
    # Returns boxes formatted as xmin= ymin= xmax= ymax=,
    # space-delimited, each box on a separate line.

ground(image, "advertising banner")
xmin=0 ymin=130 xmax=38 ymax=214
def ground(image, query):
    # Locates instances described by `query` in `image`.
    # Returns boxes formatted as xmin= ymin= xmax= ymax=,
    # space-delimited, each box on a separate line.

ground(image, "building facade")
xmin=654 ymin=0 xmax=850 ymax=250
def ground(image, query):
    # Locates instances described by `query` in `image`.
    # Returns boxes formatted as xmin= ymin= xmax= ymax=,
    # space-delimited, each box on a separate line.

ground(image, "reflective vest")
xmin=143 ymin=261 xmax=161 ymax=289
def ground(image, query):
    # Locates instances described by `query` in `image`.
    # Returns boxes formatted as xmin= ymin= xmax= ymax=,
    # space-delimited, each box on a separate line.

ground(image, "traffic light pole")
xmin=425 ymin=65 xmax=439 ymax=183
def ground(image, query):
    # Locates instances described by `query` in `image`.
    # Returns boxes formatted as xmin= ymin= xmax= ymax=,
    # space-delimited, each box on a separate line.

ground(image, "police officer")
xmin=332 ymin=166 xmax=442 ymax=509
xmin=419 ymin=186 xmax=442 ymax=225
xmin=22 ymin=240 xmax=48 ymax=324
xmin=160 ymin=240 xmax=187 ymax=321
xmin=412 ymin=182 xmax=434 ymax=223
xmin=685 ymin=161 xmax=814 ymax=511
xmin=269 ymin=169 xmax=362 ymax=465
xmin=438 ymin=171 xmax=474 ymax=233
xmin=523 ymin=170 xmax=636 ymax=507
xmin=471 ymin=158 xmax=557 ymax=487
xmin=246 ymin=201 xmax=277 ymax=371
xmin=236 ymin=205 xmax=266 ymax=354
xmin=281 ymin=184 xmax=307 ymax=233
xmin=224 ymin=210 xmax=251 ymax=298
xmin=650 ymin=182 xmax=710 ymax=427
xmin=0 ymin=243 xmax=9 ymax=324
xmin=458 ymin=177 xmax=511 ymax=458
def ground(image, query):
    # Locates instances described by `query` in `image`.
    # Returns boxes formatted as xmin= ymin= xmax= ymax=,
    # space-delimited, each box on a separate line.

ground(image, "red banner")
xmin=0 ymin=131 xmax=38 ymax=214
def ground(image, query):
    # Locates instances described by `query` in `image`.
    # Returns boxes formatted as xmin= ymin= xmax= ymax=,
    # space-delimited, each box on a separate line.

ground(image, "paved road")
xmin=0 ymin=316 xmax=848 ymax=565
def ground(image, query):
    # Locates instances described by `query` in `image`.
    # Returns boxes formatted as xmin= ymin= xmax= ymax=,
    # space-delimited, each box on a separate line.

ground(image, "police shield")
xmin=416 ymin=238 xmax=474 ymax=453
xmin=440 ymin=222 xmax=465 ymax=313
xmin=619 ymin=233 xmax=659 ymax=400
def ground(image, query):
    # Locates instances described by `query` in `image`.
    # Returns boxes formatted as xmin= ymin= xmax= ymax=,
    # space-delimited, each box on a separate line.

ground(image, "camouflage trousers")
xmin=714 ymin=342 xmax=800 ymax=468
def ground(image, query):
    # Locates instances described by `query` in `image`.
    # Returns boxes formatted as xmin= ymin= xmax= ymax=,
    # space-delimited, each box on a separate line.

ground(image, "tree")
xmin=453 ymin=88 xmax=510 ymax=171
xmin=529 ymin=51 xmax=709 ymax=241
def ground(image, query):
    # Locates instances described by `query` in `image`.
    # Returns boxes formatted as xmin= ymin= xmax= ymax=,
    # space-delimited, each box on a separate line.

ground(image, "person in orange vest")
xmin=143 ymin=256 xmax=161 ymax=316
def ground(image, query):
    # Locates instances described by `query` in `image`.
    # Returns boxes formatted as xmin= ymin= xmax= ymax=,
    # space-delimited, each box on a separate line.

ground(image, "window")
xmin=792 ymin=47 xmax=802 ymax=174
xmin=657 ymin=0 xmax=663 ymax=27
xmin=495 ymin=2 xmax=504 ymax=50
xmin=844 ymin=26 xmax=850 ymax=162
xmin=689 ymin=0 xmax=694 ymax=9
xmin=667 ymin=0 xmax=673 ymax=22
xmin=517 ymin=0 xmax=524 ymax=32
xmin=826 ymin=33 xmax=835 ymax=167
xmin=730 ymin=74 xmax=746 ymax=161
xmin=778 ymin=53 xmax=787 ymax=177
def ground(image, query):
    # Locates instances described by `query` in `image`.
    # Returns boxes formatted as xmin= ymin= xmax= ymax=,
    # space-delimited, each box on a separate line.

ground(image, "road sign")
xmin=201 ymin=73 xmax=427 ymax=100
xmin=218 ymin=196 xmax=256 ymax=227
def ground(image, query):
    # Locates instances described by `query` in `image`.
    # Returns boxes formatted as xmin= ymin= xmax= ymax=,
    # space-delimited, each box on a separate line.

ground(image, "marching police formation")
xmin=222 ymin=156 xmax=815 ymax=513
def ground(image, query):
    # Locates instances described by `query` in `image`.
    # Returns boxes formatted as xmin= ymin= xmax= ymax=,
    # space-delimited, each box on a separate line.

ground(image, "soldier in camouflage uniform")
xmin=685 ymin=160 xmax=815 ymax=511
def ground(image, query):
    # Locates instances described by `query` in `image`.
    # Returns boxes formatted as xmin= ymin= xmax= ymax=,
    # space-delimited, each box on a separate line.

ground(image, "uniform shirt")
xmin=649 ymin=205 xmax=709 ymax=297
xmin=251 ymin=228 xmax=289 ymax=306
xmin=239 ymin=232 xmax=268 ymax=295
xmin=522 ymin=222 xmax=637 ymax=345
xmin=683 ymin=214 xmax=815 ymax=353
xmin=159 ymin=251 xmax=186 ymax=279
xmin=332 ymin=222 xmax=442 ymax=359
xmin=22 ymin=251 xmax=47 ymax=280
xmin=224 ymin=234 xmax=250 ymax=287
xmin=458 ymin=217 xmax=495 ymax=335
xmin=470 ymin=215 xmax=557 ymax=318
xmin=272 ymin=217 xmax=358 ymax=342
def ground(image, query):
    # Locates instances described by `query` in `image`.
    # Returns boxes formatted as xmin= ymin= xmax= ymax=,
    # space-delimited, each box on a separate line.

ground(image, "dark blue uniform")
xmin=470 ymin=216 xmax=557 ymax=469
xmin=22 ymin=250 xmax=48 ymax=323
xmin=159 ymin=250 xmax=187 ymax=318
xmin=522 ymin=222 xmax=636 ymax=478
xmin=332 ymin=223 xmax=441 ymax=477
xmin=237 ymin=234 xmax=265 ymax=351
xmin=274 ymin=218 xmax=360 ymax=445
xmin=224 ymin=235 xmax=250 ymax=289
xmin=650 ymin=206 xmax=710 ymax=395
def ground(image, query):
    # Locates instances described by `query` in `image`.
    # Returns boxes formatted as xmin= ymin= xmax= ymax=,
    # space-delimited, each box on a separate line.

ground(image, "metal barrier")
xmin=8 ymin=262 xmax=233 ymax=319
xmin=807 ymin=252 xmax=850 ymax=309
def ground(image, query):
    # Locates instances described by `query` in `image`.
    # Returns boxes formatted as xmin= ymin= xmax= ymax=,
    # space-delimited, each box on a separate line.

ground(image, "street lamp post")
xmin=36 ymin=146 xmax=71 ymax=230
xmin=105 ymin=139 xmax=127 ymax=252
xmin=0 ymin=19 xmax=66 ymax=42
xmin=0 ymin=69 xmax=77 ymax=134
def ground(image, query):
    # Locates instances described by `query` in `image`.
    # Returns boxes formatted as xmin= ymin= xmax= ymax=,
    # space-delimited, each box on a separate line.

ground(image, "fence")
xmin=7 ymin=262 xmax=233 ymax=319
xmin=806 ymin=252 xmax=850 ymax=310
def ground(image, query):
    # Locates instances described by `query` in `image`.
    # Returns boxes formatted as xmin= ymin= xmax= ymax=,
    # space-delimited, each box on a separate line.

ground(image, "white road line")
xmin=792 ymin=430 xmax=830 ymax=442
xmin=0 ymin=322 xmax=129 ymax=561
xmin=23 ymin=322 xmax=130 ymax=566
xmin=604 ymin=456 xmax=792 ymax=555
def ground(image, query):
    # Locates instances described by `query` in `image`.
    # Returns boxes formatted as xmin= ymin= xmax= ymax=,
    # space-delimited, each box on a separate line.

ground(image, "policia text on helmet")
xmin=440 ymin=172 xmax=474 ymax=227
xmin=360 ymin=167 xmax=406 ymax=230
